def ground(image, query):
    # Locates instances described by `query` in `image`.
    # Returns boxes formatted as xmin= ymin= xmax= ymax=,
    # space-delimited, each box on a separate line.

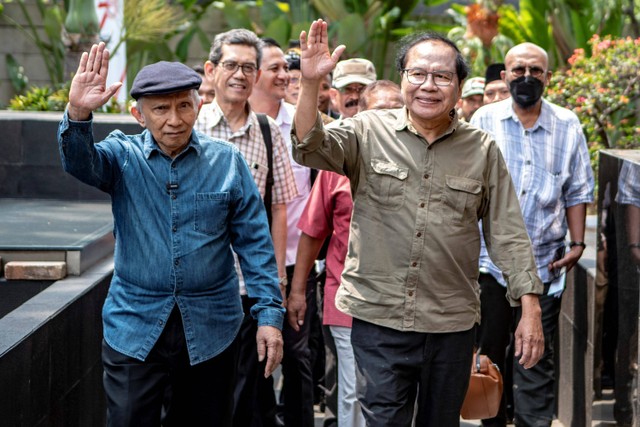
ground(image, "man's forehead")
xmin=506 ymin=45 xmax=547 ymax=66
xmin=263 ymin=46 xmax=286 ymax=63
xmin=343 ymin=82 xmax=366 ymax=90
xmin=485 ymin=80 xmax=507 ymax=90
xmin=221 ymin=43 xmax=257 ymax=60
xmin=407 ymin=41 xmax=456 ymax=67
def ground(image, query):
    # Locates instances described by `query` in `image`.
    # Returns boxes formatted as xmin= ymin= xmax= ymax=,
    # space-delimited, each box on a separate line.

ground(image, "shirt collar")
xmin=502 ymin=97 xmax=553 ymax=133
xmin=202 ymin=99 xmax=255 ymax=135
xmin=394 ymin=106 xmax=459 ymax=144
xmin=275 ymin=100 xmax=295 ymax=127
xmin=143 ymin=129 xmax=202 ymax=159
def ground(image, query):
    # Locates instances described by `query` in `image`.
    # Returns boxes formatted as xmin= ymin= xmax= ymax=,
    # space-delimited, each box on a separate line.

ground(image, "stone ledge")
xmin=5 ymin=261 xmax=67 ymax=280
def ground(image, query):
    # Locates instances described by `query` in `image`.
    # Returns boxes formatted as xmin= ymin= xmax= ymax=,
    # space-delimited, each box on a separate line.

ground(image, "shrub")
xmin=8 ymin=82 xmax=129 ymax=114
xmin=546 ymin=35 xmax=640 ymax=156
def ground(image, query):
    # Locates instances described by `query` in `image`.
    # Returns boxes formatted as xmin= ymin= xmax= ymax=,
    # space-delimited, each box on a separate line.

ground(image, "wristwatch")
xmin=279 ymin=276 xmax=288 ymax=287
xmin=569 ymin=241 xmax=586 ymax=249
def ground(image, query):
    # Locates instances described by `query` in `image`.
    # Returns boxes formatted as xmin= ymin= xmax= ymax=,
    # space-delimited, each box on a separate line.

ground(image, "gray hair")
xmin=208 ymin=29 xmax=264 ymax=68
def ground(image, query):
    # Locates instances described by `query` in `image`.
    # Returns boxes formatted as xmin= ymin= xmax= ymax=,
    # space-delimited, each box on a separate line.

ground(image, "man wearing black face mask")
xmin=471 ymin=43 xmax=595 ymax=427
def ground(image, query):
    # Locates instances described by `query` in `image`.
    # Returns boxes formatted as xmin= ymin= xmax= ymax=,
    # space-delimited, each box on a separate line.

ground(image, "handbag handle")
xmin=474 ymin=346 xmax=483 ymax=373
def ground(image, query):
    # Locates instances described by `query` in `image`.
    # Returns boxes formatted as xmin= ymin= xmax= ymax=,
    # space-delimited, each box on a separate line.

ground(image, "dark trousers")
xmin=279 ymin=265 xmax=317 ymax=427
xmin=102 ymin=307 xmax=237 ymax=427
xmin=321 ymin=324 xmax=338 ymax=426
xmin=232 ymin=297 xmax=278 ymax=427
xmin=351 ymin=318 xmax=475 ymax=427
xmin=476 ymin=273 xmax=514 ymax=427
xmin=512 ymin=284 xmax=561 ymax=427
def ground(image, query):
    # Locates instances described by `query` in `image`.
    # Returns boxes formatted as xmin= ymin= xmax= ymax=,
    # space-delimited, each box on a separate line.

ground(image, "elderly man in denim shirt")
xmin=58 ymin=42 xmax=285 ymax=427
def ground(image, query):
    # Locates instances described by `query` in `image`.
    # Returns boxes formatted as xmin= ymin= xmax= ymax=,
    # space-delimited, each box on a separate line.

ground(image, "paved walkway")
xmin=311 ymin=389 xmax=617 ymax=426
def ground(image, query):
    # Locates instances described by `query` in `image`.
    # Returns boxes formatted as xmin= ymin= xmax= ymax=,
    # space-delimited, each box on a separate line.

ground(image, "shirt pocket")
xmin=194 ymin=192 xmax=230 ymax=236
xmin=531 ymin=166 xmax=562 ymax=209
xmin=366 ymin=159 xmax=408 ymax=211
xmin=442 ymin=175 xmax=482 ymax=224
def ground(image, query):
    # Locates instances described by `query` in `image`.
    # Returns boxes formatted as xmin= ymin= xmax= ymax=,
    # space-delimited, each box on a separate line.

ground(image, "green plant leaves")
xmin=263 ymin=15 xmax=292 ymax=48
xmin=6 ymin=54 xmax=28 ymax=93
xmin=337 ymin=13 xmax=368 ymax=55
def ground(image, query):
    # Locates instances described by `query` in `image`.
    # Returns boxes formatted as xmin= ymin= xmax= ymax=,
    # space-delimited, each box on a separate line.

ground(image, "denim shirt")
xmin=58 ymin=112 xmax=284 ymax=365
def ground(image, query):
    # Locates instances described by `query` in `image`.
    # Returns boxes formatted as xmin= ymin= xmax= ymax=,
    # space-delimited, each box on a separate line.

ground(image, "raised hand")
xmin=299 ymin=19 xmax=346 ymax=81
xmin=68 ymin=42 xmax=122 ymax=120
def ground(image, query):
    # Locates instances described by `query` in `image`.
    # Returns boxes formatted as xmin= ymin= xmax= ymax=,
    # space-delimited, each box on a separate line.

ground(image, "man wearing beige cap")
xmin=330 ymin=58 xmax=377 ymax=120
xmin=457 ymin=76 xmax=485 ymax=121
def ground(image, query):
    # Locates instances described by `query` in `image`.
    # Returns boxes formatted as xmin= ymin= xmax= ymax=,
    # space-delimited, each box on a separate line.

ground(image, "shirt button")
xmin=172 ymin=194 xmax=177 ymax=200
xmin=521 ymin=190 xmax=527 ymax=195
xmin=408 ymin=290 xmax=414 ymax=297
xmin=172 ymin=226 xmax=177 ymax=232
xmin=419 ymin=202 xmax=425 ymax=208
xmin=423 ymin=174 xmax=429 ymax=179
xmin=411 ymin=262 xmax=417 ymax=267
xmin=171 ymin=164 xmax=176 ymax=168
xmin=174 ymin=259 xmax=179 ymax=266
xmin=416 ymin=232 xmax=422 ymax=237
xmin=525 ymin=160 xmax=531 ymax=165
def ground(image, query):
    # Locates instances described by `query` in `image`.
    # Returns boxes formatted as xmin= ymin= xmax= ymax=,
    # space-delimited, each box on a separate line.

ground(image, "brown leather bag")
xmin=460 ymin=351 xmax=504 ymax=420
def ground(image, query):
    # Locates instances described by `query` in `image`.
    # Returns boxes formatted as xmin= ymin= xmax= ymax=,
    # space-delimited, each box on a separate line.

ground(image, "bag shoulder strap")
xmin=256 ymin=113 xmax=274 ymax=228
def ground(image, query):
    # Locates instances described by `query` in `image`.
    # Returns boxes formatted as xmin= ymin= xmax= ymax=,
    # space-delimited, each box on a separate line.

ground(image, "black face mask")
xmin=509 ymin=76 xmax=544 ymax=108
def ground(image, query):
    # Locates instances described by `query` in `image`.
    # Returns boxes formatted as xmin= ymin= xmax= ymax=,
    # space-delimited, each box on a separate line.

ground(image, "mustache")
xmin=345 ymin=99 xmax=359 ymax=108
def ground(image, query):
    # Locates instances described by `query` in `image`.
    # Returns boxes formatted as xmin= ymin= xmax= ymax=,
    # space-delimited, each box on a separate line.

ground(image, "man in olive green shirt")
xmin=290 ymin=20 xmax=544 ymax=426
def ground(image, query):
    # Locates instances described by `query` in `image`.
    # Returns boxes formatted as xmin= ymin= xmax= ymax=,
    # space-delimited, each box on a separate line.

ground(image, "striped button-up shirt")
xmin=471 ymin=98 xmax=595 ymax=294
xmin=616 ymin=157 xmax=640 ymax=207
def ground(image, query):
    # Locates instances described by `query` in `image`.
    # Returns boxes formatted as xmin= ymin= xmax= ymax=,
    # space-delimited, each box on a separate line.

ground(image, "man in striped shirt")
xmin=471 ymin=42 xmax=595 ymax=427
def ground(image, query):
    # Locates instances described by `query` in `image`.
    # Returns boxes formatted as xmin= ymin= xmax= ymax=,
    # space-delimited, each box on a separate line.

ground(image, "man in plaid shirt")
xmin=196 ymin=28 xmax=297 ymax=426
xmin=471 ymin=42 xmax=594 ymax=427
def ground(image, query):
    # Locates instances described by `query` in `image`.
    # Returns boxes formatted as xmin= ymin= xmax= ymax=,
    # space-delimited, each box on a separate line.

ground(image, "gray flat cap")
xmin=130 ymin=61 xmax=202 ymax=100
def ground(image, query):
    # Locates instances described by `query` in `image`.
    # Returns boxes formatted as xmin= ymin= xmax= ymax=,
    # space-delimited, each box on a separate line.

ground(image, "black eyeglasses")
xmin=403 ymin=68 xmax=455 ymax=86
xmin=217 ymin=61 xmax=258 ymax=76
xmin=509 ymin=66 xmax=545 ymax=78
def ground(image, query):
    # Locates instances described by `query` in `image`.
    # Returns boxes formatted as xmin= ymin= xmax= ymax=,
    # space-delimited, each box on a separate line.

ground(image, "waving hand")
xmin=68 ymin=42 xmax=122 ymax=120
xmin=299 ymin=19 xmax=345 ymax=81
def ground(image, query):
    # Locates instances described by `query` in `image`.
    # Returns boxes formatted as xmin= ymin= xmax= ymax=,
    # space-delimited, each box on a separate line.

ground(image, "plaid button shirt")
xmin=616 ymin=158 xmax=640 ymax=207
xmin=471 ymin=98 xmax=595 ymax=294
xmin=195 ymin=100 xmax=298 ymax=204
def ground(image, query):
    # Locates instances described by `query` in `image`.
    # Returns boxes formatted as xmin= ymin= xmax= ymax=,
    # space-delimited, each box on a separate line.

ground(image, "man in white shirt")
xmin=249 ymin=37 xmax=317 ymax=427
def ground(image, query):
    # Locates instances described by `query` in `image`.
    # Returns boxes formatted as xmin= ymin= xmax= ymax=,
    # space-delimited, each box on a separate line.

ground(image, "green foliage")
xmin=121 ymin=0 xmax=187 ymax=92
xmin=0 ymin=0 xmax=66 ymax=87
xmin=7 ymin=81 xmax=130 ymax=113
xmin=6 ymin=54 xmax=28 ymax=93
xmin=8 ymin=83 xmax=68 ymax=111
xmin=447 ymin=3 xmax=513 ymax=77
xmin=546 ymin=35 xmax=640 ymax=157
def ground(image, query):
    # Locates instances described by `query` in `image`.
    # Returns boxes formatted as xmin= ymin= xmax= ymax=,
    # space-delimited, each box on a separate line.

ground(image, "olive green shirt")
xmin=291 ymin=108 xmax=543 ymax=333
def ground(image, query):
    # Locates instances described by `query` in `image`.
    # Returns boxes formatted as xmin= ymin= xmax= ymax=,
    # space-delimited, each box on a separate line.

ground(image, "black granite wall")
xmin=0 ymin=111 xmax=142 ymax=200
xmin=0 ymin=271 xmax=111 ymax=426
